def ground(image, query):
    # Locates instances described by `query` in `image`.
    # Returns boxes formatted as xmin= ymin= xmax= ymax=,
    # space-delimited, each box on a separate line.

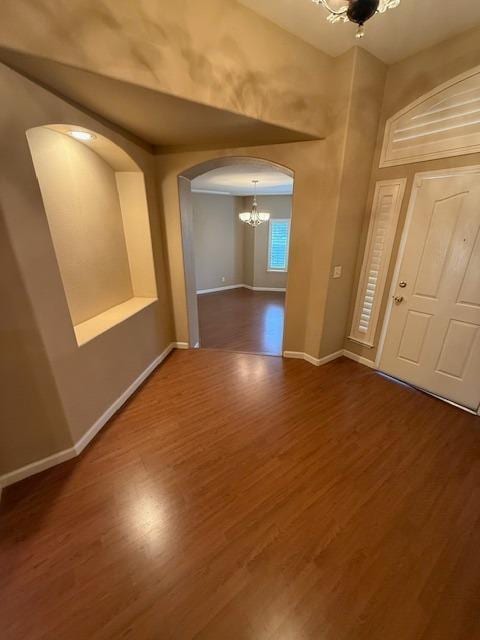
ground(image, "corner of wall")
xmin=317 ymin=46 xmax=388 ymax=359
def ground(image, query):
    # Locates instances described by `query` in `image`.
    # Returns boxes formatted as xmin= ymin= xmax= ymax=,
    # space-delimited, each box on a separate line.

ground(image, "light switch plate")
xmin=333 ymin=265 xmax=342 ymax=279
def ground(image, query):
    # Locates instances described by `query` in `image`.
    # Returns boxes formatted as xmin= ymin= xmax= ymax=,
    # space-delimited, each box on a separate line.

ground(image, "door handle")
xmin=393 ymin=295 xmax=404 ymax=305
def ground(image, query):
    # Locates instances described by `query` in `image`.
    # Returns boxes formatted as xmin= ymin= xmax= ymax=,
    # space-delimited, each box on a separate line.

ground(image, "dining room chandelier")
xmin=238 ymin=180 xmax=270 ymax=227
xmin=312 ymin=0 xmax=401 ymax=38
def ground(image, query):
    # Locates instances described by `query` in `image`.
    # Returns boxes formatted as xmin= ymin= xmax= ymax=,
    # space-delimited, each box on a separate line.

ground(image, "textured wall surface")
xmin=0 ymin=63 xmax=174 ymax=474
xmin=192 ymin=194 xmax=244 ymax=291
xmin=27 ymin=127 xmax=134 ymax=325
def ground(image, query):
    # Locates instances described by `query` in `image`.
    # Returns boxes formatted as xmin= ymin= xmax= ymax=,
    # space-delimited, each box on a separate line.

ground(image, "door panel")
xmin=458 ymin=228 xmax=480 ymax=307
xmin=397 ymin=311 xmax=432 ymax=364
xmin=380 ymin=169 xmax=480 ymax=410
xmin=436 ymin=320 xmax=479 ymax=379
xmin=414 ymin=193 xmax=464 ymax=298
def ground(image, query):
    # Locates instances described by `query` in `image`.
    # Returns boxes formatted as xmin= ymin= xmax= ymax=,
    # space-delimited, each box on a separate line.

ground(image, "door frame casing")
xmin=375 ymin=164 xmax=480 ymax=413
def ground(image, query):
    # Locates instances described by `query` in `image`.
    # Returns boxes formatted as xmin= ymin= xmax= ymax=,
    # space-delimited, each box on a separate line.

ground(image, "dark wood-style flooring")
xmin=1 ymin=350 xmax=480 ymax=640
xmin=198 ymin=288 xmax=285 ymax=355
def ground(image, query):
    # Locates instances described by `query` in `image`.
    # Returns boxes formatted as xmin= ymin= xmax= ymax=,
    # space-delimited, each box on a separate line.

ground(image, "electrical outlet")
xmin=333 ymin=265 xmax=342 ymax=279
xmin=221 ymin=276 xmax=225 ymax=283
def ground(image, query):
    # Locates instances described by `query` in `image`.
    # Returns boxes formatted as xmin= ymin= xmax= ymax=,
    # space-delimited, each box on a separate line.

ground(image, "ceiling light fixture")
xmin=312 ymin=0 xmax=401 ymax=38
xmin=239 ymin=180 xmax=270 ymax=227
xmin=69 ymin=130 xmax=96 ymax=142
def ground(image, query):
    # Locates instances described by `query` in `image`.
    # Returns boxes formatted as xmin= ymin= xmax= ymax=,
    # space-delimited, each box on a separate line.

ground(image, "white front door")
xmin=379 ymin=167 xmax=480 ymax=411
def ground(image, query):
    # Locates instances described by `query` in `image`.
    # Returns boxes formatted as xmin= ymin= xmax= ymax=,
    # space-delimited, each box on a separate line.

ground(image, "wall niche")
xmin=27 ymin=125 xmax=157 ymax=346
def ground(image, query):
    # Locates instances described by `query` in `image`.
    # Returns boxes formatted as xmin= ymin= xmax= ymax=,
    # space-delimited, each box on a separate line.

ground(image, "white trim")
xmin=343 ymin=349 xmax=376 ymax=369
xmin=376 ymin=164 xmax=480 ymax=370
xmin=0 ymin=342 xmax=178 ymax=490
xmin=347 ymin=336 xmax=375 ymax=348
xmin=380 ymin=65 xmax=480 ymax=167
xmin=349 ymin=178 xmax=407 ymax=347
xmin=197 ymin=284 xmax=286 ymax=294
xmin=283 ymin=349 xmax=376 ymax=369
xmin=73 ymin=342 xmax=175 ymax=455
xmin=283 ymin=350 xmax=344 ymax=367
xmin=197 ymin=284 xmax=244 ymax=294
xmin=0 ymin=448 xmax=78 ymax=489
xmin=243 ymin=284 xmax=286 ymax=292
xmin=191 ymin=188 xmax=232 ymax=196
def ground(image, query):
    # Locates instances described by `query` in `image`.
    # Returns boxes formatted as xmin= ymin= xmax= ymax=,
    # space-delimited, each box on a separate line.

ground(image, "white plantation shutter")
xmin=268 ymin=219 xmax=291 ymax=271
xmin=349 ymin=179 xmax=406 ymax=347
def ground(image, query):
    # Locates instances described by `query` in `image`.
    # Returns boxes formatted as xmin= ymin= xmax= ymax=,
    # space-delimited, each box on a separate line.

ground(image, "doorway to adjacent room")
xmin=178 ymin=158 xmax=294 ymax=356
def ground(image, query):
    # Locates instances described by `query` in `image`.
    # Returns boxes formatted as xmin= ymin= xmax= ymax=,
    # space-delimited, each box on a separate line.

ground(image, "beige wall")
xmin=158 ymin=143 xmax=326 ymax=354
xmin=0 ymin=0 xmax=387 ymax=365
xmin=319 ymin=48 xmax=387 ymax=357
xmin=27 ymin=127 xmax=134 ymax=325
xmin=0 ymin=63 xmax=174 ymax=475
xmin=193 ymin=193 xmax=292 ymax=291
xmin=3 ymin=0 xmax=440 ymax=478
xmin=192 ymin=193 xmax=244 ymax=291
xmin=0 ymin=213 xmax=72 ymax=474
xmin=345 ymin=26 xmax=480 ymax=363
xmin=156 ymin=47 xmax=386 ymax=358
xmin=0 ymin=0 xmax=331 ymax=138
xmin=242 ymin=195 xmax=292 ymax=289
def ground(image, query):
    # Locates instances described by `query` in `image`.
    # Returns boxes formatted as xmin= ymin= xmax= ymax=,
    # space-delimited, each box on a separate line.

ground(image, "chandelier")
xmin=239 ymin=180 xmax=270 ymax=227
xmin=312 ymin=0 xmax=401 ymax=38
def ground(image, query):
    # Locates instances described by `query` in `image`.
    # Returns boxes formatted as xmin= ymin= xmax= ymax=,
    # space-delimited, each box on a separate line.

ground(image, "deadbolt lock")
xmin=399 ymin=281 xmax=407 ymax=288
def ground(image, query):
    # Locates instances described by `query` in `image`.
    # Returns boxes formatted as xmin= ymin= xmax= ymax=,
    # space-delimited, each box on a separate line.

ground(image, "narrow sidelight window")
xmin=268 ymin=219 xmax=291 ymax=272
xmin=349 ymin=179 xmax=406 ymax=347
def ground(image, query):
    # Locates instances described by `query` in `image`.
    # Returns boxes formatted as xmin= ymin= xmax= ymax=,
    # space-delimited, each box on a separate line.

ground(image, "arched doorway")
xmin=178 ymin=157 xmax=294 ymax=354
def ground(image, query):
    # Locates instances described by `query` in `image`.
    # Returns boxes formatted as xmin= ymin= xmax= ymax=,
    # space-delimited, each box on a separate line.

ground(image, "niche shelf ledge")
xmin=74 ymin=297 xmax=157 ymax=346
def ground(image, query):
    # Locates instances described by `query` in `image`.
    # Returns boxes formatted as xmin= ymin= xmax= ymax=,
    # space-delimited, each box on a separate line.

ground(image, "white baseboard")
xmin=74 ymin=342 xmax=175 ymax=456
xmin=283 ymin=350 xmax=344 ymax=367
xmin=0 ymin=447 xmax=77 ymax=489
xmin=197 ymin=284 xmax=244 ymax=294
xmin=197 ymin=284 xmax=286 ymax=294
xmin=282 ymin=351 xmax=306 ymax=360
xmin=342 ymin=350 xmax=375 ymax=368
xmin=0 ymin=342 xmax=178 ymax=490
xmin=0 ymin=343 xmax=378 ymax=491
xmin=243 ymin=284 xmax=286 ymax=292
xmin=283 ymin=349 xmax=375 ymax=369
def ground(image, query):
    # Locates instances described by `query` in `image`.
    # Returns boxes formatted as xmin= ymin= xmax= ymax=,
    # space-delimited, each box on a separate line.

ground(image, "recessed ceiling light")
xmin=69 ymin=130 xmax=96 ymax=142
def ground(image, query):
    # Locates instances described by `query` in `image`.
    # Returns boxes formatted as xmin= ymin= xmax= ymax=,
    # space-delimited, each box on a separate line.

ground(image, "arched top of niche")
xmin=31 ymin=124 xmax=142 ymax=172
xmin=380 ymin=65 xmax=480 ymax=168
xmin=179 ymin=156 xmax=295 ymax=181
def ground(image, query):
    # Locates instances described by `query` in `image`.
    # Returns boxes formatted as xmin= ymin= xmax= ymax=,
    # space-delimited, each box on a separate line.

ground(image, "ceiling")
xmin=0 ymin=48 xmax=318 ymax=150
xmin=191 ymin=164 xmax=294 ymax=196
xmin=239 ymin=0 xmax=480 ymax=64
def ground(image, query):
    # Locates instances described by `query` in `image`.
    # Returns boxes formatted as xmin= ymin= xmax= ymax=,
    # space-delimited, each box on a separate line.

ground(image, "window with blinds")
xmin=268 ymin=219 xmax=291 ymax=272
xmin=349 ymin=179 xmax=406 ymax=347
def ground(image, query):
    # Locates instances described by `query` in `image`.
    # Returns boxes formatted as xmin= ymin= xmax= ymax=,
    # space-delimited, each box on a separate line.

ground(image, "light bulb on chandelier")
xmin=238 ymin=180 xmax=270 ymax=227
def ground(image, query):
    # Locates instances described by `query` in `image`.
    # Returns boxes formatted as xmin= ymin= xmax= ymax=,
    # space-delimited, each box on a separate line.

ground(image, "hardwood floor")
xmin=197 ymin=287 xmax=285 ymax=355
xmin=1 ymin=350 xmax=480 ymax=640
